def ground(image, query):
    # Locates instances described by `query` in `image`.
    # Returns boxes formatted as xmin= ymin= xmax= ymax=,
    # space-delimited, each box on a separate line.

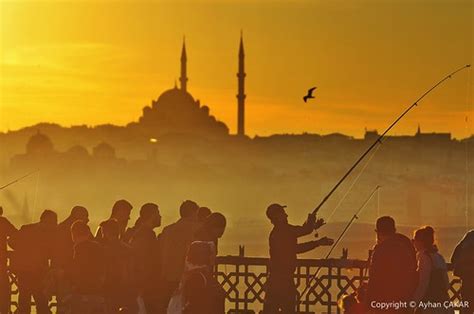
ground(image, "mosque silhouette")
xmin=135 ymin=35 xmax=247 ymax=138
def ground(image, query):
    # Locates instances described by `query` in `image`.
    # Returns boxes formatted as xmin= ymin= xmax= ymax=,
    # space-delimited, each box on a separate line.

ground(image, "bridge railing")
xmin=215 ymin=255 xmax=462 ymax=314
xmin=4 ymin=254 xmax=462 ymax=314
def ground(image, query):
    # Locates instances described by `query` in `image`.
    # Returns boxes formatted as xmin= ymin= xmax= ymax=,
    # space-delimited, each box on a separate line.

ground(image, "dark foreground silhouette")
xmin=0 ymin=201 xmax=472 ymax=314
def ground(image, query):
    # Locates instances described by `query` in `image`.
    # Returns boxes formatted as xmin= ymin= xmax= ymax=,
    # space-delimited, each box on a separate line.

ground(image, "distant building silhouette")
xmin=93 ymin=142 xmax=116 ymax=160
xmin=66 ymin=145 xmax=90 ymax=159
xmin=237 ymin=33 xmax=246 ymax=137
xmin=136 ymin=36 xmax=254 ymax=138
xmin=180 ymin=37 xmax=188 ymax=93
xmin=26 ymin=130 xmax=54 ymax=155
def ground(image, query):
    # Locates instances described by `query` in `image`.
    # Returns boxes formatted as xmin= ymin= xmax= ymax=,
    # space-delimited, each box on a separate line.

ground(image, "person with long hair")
xmin=412 ymin=226 xmax=449 ymax=313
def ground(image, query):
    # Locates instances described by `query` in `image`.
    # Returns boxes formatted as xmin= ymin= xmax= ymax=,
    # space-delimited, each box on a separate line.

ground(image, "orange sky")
xmin=0 ymin=0 xmax=473 ymax=138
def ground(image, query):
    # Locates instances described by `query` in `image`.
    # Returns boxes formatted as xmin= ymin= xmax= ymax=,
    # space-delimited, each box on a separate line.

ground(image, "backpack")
xmin=424 ymin=253 xmax=449 ymax=302
xmin=167 ymin=269 xmax=208 ymax=314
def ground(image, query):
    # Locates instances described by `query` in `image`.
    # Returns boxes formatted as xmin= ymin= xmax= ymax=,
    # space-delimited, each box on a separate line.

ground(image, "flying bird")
xmin=303 ymin=87 xmax=317 ymax=102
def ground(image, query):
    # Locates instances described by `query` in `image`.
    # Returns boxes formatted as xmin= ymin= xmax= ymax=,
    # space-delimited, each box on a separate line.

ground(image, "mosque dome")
xmin=93 ymin=142 xmax=116 ymax=159
xmin=155 ymin=86 xmax=195 ymax=108
xmin=137 ymin=39 xmax=232 ymax=138
xmin=66 ymin=145 xmax=89 ymax=158
xmin=26 ymin=131 xmax=54 ymax=155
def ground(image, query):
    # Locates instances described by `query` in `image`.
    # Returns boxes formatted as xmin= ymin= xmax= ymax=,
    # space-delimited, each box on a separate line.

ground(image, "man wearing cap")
xmin=366 ymin=216 xmax=417 ymax=313
xmin=263 ymin=203 xmax=333 ymax=313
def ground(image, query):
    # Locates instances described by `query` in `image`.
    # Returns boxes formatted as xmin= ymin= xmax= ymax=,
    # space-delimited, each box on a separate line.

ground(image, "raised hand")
xmin=314 ymin=218 xmax=325 ymax=230
xmin=306 ymin=212 xmax=316 ymax=228
xmin=317 ymin=237 xmax=334 ymax=247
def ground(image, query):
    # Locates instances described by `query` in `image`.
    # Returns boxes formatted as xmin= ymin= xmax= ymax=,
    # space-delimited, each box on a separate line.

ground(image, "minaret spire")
xmin=180 ymin=36 xmax=188 ymax=92
xmin=237 ymin=32 xmax=246 ymax=136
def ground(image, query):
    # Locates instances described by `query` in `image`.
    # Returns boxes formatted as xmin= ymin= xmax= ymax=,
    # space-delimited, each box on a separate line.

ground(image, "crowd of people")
xmin=339 ymin=217 xmax=474 ymax=314
xmin=0 ymin=200 xmax=473 ymax=314
xmin=0 ymin=200 xmax=226 ymax=314
xmin=263 ymin=204 xmax=474 ymax=314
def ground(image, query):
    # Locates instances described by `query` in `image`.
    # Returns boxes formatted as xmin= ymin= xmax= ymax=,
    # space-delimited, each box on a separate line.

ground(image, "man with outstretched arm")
xmin=263 ymin=203 xmax=334 ymax=314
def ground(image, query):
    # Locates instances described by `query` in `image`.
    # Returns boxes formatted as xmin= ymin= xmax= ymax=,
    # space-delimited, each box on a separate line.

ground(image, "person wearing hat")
xmin=263 ymin=203 xmax=333 ymax=314
xmin=366 ymin=216 xmax=417 ymax=313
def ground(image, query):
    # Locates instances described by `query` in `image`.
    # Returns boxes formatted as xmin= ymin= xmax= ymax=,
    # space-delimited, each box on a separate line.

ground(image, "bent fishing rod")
xmin=311 ymin=64 xmax=471 ymax=216
xmin=300 ymin=185 xmax=380 ymax=299
xmin=299 ymin=64 xmax=471 ymax=301
xmin=0 ymin=170 xmax=38 ymax=191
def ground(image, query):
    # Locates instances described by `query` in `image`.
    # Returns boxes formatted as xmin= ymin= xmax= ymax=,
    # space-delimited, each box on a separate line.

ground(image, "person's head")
xmin=111 ymin=199 xmax=133 ymax=224
xmin=139 ymin=203 xmax=161 ymax=228
xmin=186 ymin=241 xmax=214 ymax=267
xmin=197 ymin=207 xmax=212 ymax=223
xmin=179 ymin=200 xmax=199 ymax=219
xmin=71 ymin=220 xmax=91 ymax=244
xmin=338 ymin=293 xmax=358 ymax=314
xmin=40 ymin=209 xmax=58 ymax=228
xmin=70 ymin=205 xmax=89 ymax=224
xmin=266 ymin=203 xmax=288 ymax=226
xmin=100 ymin=219 xmax=120 ymax=241
xmin=413 ymin=226 xmax=436 ymax=253
xmin=375 ymin=216 xmax=396 ymax=243
xmin=203 ymin=212 xmax=226 ymax=239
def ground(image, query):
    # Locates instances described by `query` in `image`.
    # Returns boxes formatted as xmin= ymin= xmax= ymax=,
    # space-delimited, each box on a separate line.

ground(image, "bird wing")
xmin=308 ymin=87 xmax=317 ymax=95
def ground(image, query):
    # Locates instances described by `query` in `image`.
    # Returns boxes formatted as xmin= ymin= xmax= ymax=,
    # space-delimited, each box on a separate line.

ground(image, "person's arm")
xmin=366 ymin=246 xmax=382 ymax=304
xmin=412 ymin=253 xmax=432 ymax=302
xmin=294 ymin=213 xmax=317 ymax=237
xmin=296 ymin=237 xmax=333 ymax=254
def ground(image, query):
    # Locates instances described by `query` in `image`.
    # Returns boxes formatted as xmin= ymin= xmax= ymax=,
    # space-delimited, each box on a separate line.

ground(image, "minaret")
xmin=237 ymin=32 xmax=246 ymax=136
xmin=180 ymin=37 xmax=188 ymax=92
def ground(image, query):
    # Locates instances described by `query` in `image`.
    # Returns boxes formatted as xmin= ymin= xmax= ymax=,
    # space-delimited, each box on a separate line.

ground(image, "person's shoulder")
xmin=185 ymin=269 xmax=208 ymax=287
xmin=161 ymin=221 xmax=179 ymax=233
xmin=20 ymin=223 xmax=37 ymax=232
xmin=431 ymin=252 xmax=448 ymax=268
xmin=395 ymin=233 xmax=411 ymax=244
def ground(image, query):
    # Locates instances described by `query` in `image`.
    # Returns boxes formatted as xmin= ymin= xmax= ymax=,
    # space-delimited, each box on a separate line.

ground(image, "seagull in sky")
xmin=303 ymin=87 xmax=317 ymax=103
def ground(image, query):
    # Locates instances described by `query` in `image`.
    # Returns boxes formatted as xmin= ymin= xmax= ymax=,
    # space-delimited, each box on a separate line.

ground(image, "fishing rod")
xmin=299 ymin=64 xmax=471 ymax=302
xmin=311 ymin=64 xmax=471 ymax=216
xmin=300 ymin=185 xmax=381 ymax=299
xmin=0 ymin=170 xmax=38 ymax=191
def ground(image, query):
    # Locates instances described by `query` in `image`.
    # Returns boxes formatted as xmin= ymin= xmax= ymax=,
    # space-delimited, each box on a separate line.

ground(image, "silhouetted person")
xmin=263 ymin=203 xmax=332 ymax=314
xmin=194 ymin=212 xmax=226 ymax=255
xmin=53 ymin=205 xmax=89 ymax=314
xmin=338 ymin=293 xmax=365 ymax=314
xmin=9 ymin=209 xmax=57 ymax=314
xmin=178 ymin=241 xmax=225 ymax=314
xmin=197 ymin=207 xmax=211 ymax=224
xmin=101 ymin=219 xmax=137 ymax=314
xmin=0 ymin=206 xmax=17 ymax=314
xmin=366 ymin=216 xmax=417 ymax=314
xmin=128 ymin=203 xmax=161 ymax=313
xmin=95 ymin=199 xmax=133 ymax=241
xmin=70 ymin=220 xmax=106 ymax=314
xmin=157 ymin=200 xmax=199 ymax=313
xmin=451 ymin=230 xmax=474 ymax=314
xmin=412 ymin=226 xmax=449 ymax=313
